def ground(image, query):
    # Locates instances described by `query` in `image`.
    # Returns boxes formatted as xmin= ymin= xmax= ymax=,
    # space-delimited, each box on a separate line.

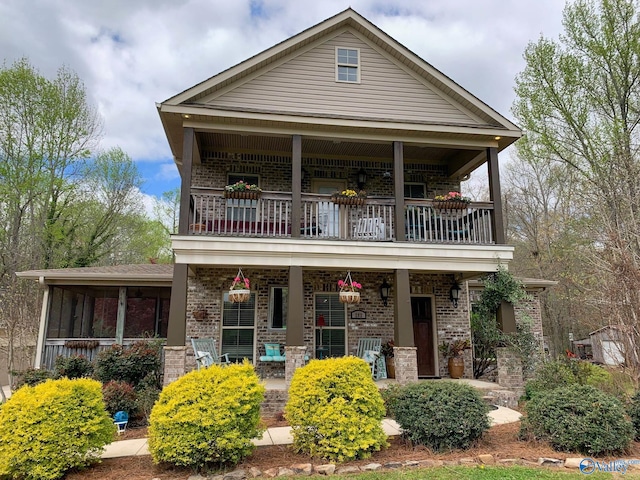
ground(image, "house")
xmin=156 ymin=8 xmax=524 ymax=385
xmin=589 ymin=325 xmax=635 ymax=366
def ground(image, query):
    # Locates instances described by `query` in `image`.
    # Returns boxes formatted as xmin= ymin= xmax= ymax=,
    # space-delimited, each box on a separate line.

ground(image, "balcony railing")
xmin=189 ymin=190 xmax=494 ymax=245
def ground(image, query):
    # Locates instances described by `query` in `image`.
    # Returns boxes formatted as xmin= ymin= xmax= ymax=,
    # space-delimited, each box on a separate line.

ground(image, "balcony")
xmin=189 ymin=189 xmax=494 ymax=245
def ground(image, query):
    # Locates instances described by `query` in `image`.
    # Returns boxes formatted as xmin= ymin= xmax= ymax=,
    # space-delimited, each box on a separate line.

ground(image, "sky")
xmin=0 ymin=0 xmax=567 ymax=201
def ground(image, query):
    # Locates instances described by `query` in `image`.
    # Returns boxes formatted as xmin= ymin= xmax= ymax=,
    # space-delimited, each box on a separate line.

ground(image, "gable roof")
xmin=158 ymin=8 xmax=520 ymax=158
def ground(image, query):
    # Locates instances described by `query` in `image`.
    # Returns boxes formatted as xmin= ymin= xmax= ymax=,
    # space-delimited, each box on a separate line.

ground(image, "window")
xmin=221 ymin=292 xmax=256 ymax=362
xmin=404 ymin=183 xmax=426 ymax=199
xmin=336 ymin=47 xmax=360 ymax=83
xmin=124 ymin=287 xmax=170 ymax=338
xmin=314 ymin=293 xmax=346 ymax=358
xmin=46 ymin=286 xmax=170 ymax=339
xmin=227 ymin=174 xmax=260 ymax=221
xmin=269 ymin=287 xmax=288 ymax=329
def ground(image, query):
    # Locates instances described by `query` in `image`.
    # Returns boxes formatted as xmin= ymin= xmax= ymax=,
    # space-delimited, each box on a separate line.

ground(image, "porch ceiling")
xmin=171 ymin=236 xmax=514 ymax=274
xmin=197 ymin=131 xmax=480 ymax=167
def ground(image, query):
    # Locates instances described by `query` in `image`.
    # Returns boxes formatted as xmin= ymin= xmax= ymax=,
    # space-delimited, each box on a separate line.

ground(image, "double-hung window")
xmin=314 ymin=293 xmax=346 ymax=358
xmin=221 ymin=292 xmax=256 ymax=362
xmin=336 ymin=47 xmax=360 ymax=83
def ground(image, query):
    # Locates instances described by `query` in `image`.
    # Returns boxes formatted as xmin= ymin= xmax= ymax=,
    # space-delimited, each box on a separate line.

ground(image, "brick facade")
xmin=175 ymin=266 xmax=472 ymax=381
xmin=191 ymin=153 xmax=459 ymax=200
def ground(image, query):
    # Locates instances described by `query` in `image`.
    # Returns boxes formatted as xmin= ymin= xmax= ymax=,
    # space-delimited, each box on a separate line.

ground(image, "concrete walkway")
xmin=101 ymin=406 xmax=521 ymax=459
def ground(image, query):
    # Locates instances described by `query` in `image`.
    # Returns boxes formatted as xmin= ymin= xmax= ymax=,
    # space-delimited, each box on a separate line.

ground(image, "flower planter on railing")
xmin=433 ymin=200 xmax=469 ymax=210
xmin=331 ymin=195 xmax=366 ymax=206
xmin=223 ymin=190 xmax=261 ymax=200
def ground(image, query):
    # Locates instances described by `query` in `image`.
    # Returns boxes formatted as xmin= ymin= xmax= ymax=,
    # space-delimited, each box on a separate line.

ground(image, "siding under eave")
xmin=203 ymin=30 xmax=487 ymax=128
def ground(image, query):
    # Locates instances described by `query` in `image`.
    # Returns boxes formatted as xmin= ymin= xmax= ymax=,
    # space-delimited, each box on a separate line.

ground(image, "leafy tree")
xmin=512 ymin=0 xmax=640 ymax=376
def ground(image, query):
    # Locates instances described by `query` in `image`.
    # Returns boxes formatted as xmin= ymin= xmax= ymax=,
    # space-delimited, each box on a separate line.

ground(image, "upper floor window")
xmin=336 ymin=47 xmax=360 ymax=83
xmin=404 ymin=183 xmax=426 ymax=199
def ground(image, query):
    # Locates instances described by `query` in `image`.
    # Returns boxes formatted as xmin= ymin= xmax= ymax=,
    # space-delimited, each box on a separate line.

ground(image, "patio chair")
xmin=190 ymin=337 xmax=230 ymax=369
xmin=356 ymin=338 xmax=387 ymax=380
xmin=352 ymin=217 xmax=385 ymax=240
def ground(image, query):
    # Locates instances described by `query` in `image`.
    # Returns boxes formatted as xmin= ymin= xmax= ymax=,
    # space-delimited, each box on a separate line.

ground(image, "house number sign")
xmin=350 ymin=310 xmax=366 ymax=319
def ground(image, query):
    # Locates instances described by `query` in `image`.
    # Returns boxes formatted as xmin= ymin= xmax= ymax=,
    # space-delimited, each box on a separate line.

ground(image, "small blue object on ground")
xmin=114 ymin=411 xmax=129 ymax=434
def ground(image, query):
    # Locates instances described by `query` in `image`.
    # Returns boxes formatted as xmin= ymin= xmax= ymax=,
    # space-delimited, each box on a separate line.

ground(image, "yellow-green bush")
xmin=0 ymin=378 xmax=115 ymax=480
xmin=148 ymin=361 xmax=265 ymax=469
xmin=285 ymin=357 xmax=388 ymax=462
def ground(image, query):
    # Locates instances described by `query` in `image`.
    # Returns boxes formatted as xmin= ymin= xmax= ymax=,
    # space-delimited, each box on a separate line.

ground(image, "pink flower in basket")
xmin=338 ymin=279 xmax=362 ymax=292
xmin=231 ymin=276 xmax=250 ymax=290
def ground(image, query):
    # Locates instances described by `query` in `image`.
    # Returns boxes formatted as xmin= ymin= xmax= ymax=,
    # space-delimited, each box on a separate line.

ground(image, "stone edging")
xmin=183 ymin=455 xmax=638 ymax=479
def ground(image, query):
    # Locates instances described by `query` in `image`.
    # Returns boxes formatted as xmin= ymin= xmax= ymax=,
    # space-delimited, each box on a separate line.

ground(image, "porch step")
xmin=481 ymin=389 xmax=520 ymax=409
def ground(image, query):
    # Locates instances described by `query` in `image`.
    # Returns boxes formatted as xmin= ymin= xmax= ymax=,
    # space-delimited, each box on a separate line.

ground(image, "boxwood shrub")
xmin=628 ymin=389 xmax=640 ymax=440
xmin=148 ymin=361 xmax=265 ymax=469
xmin=284 ymin=356 xmax=388 ymax=462
xmin=520 ymin=384 xmax=633 ymax=455
xmin=388 ymin=381 xmax=490 ymax=452
xmin=0 ymin=378 xmax=115 ymax=480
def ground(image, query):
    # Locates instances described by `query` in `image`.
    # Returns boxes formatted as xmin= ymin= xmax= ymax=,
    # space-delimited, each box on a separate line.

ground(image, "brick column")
xmin=163 ymin=346 xmax=187 ymax=386
xmin=496 ymin=347 xmax=524 ymax=393
xmin=285 ymin=346 xmax=308 ymax=384
xmin=394 ymin=346 xmax=418 ymax=384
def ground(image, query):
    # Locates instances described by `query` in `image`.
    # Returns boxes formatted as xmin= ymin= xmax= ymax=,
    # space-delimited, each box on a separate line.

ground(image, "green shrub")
xmin=380 ymin=383 xmax=402 ymax=417
xmin=54 ymin=354 xmax=94 ymax=379
xmin=627 ymin=390 xmax=640 ymax=440
xmin=148 ymin=361 xmax=265 ymax=469
xmin=102 ymin=380 xmax=137 ymax=417
xmin=0 ymin=378 xmax=115 ymax=480
xmin=93 ymin=339 xmax=162 ymax=388
xmin=285 ymin=357 xmax=388 ymax=462
xmin=520 ymin=384 xmax=633 ymax=455
xmin=11 ymin=367 xmax=55 ymax=389
xmin=388 ymin=381 xmax=489 ymax=452
xmin=134 ymin=373 xmax=161 ymax=423
xmin=525 ymin=359 xmax=629 ymax=401
xmin=524 ymin=360 xmax=576 ymax=400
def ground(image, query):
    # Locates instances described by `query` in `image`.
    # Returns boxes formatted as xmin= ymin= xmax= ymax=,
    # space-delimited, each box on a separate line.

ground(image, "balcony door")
xmin=312 ymin=179 xmax=346 ymax=238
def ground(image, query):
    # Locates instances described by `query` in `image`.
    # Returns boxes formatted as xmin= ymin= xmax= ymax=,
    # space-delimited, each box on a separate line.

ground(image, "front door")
xmin=412 ymin=296 xmax=436 ymax=376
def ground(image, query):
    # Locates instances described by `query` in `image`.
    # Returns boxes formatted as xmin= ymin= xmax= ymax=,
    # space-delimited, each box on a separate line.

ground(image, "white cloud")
xmin=1 ymin=0 xmax=567 ymax=195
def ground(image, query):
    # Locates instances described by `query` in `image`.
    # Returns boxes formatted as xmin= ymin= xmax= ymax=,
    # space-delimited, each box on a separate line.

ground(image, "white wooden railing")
xmin=189 ymin=190 xmax=494 ymax=244
xmin=405 ymin=200 xmax=494 ymax=244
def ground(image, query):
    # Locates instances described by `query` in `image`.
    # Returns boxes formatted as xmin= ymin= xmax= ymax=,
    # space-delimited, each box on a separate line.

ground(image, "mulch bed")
xmin=65 ymin=421 xmax=640 ymax=480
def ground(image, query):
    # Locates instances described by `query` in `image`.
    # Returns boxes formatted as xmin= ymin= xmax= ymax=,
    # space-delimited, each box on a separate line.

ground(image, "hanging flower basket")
xmin=229 ymin=289 xmax=251 ymax=303
xmin=229 ymin=268 xmax=251 ymax=303
xmin=338 ymin=271 xmax=362 ymax=304
xmin=339 ymin=291 xmax=361 ymax=304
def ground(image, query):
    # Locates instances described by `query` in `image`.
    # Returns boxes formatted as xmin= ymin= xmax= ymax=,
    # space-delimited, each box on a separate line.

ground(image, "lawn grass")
xmin=320 ymin=465 xmax=617 ymax=479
